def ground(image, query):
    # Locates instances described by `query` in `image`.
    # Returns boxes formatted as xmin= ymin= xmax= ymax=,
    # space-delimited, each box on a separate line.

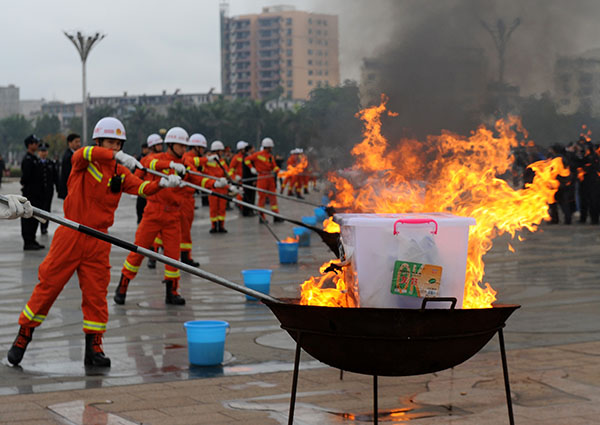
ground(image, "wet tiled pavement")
xmin=1 ymin=177 xmax=599 ymax=424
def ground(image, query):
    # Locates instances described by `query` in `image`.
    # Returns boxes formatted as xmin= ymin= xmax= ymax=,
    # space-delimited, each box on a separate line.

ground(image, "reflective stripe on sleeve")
xmin=87 ymin=163 xmax=103 ymax=182
xmin=138 ymin=180 xmax=150 ymax=197
xmin=83 ymin=146 xmax=94 ymax=161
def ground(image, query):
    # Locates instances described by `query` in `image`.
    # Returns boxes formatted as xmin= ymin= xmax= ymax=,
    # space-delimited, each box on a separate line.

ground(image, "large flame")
xmin=301 ymin=95 xmax=569 ymax=309
xmin=279 ymin=155 xmax=308 ymax=179
xmin=323 ymin=217 xmax=341 ymax=233
xmin=300 ymin=260 xmax=358 ymax=307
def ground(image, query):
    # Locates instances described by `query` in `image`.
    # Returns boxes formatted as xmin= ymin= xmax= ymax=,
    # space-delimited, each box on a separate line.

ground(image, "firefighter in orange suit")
xmin=245 ymin=137 xmax=283 ymax=223
xmin=230 ymin=141 xmax=248 ymax=182
xmin=204 ymin=140 xmax=242 ymax=233
xmin=114 ymin=127 xmax=225 ymax=306
xmin=179 ymin=133 xmax=208 ymax=267
xmin=7 ymin=117 xmax=182 ymax=368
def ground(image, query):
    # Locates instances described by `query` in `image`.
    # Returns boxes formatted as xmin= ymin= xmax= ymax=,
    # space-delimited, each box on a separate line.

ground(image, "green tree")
xmin=0 ymin=114 xmax=34 ymax=154
xmin=34 ymin=114 xmax=61 ymax=139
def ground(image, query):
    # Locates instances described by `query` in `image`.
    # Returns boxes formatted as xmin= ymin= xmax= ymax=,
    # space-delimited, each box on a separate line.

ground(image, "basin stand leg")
xmin=373 ymin=375 xmax=378 ymax=425
xmin=288 ymin=332 xmax=302 ymax=425
xmin=498 ymin=329 xmax=515 ymax=425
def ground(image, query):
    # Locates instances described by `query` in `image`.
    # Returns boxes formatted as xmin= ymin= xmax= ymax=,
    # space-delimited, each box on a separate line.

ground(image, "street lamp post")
xmin=63 ymin=31 xmax=106 ymax=145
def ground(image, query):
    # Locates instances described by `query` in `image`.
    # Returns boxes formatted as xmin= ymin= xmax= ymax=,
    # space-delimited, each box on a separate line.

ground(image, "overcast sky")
xmin=0 ymin=0 xmax=397 ymax=103
xmin=4 ymin=1 xmax=600 ymax=104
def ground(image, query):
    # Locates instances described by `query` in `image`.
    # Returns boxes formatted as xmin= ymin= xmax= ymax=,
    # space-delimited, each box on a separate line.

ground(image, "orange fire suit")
xmin=203 ymin=157 xmax=230 ymax=227
xmin=18 ymin=146 xmax=161 ymax=334
xmin=177 ymin=152 xmax=208 ymax=256
xmin=245 ymin=149 xmax=280 ymax=216
xmin=284 ymin=153 xmax=300 ymax=195
xmin=122 ymin=152 xmax=212 ymax=283
xmin=230 ymin=152 xmax=244 ymax=180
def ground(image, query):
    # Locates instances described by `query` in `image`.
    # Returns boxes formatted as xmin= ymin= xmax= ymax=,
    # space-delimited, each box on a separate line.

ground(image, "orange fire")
xmin=301 ymin=95 xmax=569 ymax=309
xmin=300 ymin=260 xmax=358 ymax=307
xmin=322 ymin=217 xmax=340 ymax=233
xmin=281 ymin=236 xmax=299 ymax=243
xmin=279 ymin=155 xmax=308 ymax=179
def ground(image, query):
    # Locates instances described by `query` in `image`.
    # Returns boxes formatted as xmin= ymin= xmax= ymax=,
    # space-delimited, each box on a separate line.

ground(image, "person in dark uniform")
xmin=58 ymin=133 xmax=81 ymax=200
xmin=241 ymin=144 xmax=256 ymax=216
xmin=20 ymin=135 xmax=45 ymax=250
xmin=37 ymin=143 xmax=59 ymax=234
xmin=0 ymin=154 xmax=6 ymax=188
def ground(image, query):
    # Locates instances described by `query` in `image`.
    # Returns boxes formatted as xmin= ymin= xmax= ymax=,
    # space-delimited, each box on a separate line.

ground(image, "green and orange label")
xmin=391 ymin=261 xmax=442 ymax=298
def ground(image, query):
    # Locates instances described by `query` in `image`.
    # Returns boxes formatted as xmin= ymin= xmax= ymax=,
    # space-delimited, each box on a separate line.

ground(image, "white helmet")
xmin=93 ymin=117 xmax=126 ymax=141
xmin=146 ymin=133 xmax=163 ymax=147
xmin=211 ymin=140 xmax=225 ymax=151
xmin=261 ymin=137 xmax=274 ymax=148
xmin=189 ymin=133 xmax=208 ymax=148
xmin=290 ymin=148 xmax=298 ymax=154
xmin=236 ymin=140 xmax=248 ymax=151
xmin=164 ymin=127 xmax=189 ymax=145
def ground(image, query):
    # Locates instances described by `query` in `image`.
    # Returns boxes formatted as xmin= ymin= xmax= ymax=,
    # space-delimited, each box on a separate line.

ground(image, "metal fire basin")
xmin=264 ymin=298 xmax=520 ymax=377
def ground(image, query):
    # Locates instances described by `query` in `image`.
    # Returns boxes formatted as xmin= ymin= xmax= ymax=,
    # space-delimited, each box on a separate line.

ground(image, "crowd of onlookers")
xmin=512 ymin=136 xmax=600 ymax=225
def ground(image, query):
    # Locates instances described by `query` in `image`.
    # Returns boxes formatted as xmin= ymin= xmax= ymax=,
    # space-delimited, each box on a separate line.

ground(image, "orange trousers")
xmin=122 ymin=203 xmax=181 ymax=282
xmin=180 ymin=196 xmax=195 ymax=253
xmin=18 ymin=226 xmax=111 ymax=334
xmin=257 ymin=177 xmax=279 ymax=212
xmin=209 ymin=188 xmax=228 ymax=224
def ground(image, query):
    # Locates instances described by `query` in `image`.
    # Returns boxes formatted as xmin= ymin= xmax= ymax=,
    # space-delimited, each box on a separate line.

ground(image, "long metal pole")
xmin=82 ymin=59 xmax=87 ymax=145
xmin=498 ymin=328 xmax=515 ymax=425
xmin=0 ymin=195 xmax=282 ymax=304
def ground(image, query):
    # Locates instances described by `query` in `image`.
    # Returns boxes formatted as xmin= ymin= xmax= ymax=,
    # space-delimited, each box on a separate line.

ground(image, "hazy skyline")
xmin=4 ymin=1 xmax=600 ymax=104
xmin=1 ymin=0 xmax=397 ymax=103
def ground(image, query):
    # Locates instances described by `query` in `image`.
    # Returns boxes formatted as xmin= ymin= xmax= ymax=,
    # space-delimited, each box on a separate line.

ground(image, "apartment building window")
xmin=287 ymin=70 xmax=292 ymax=77
xmin=308 ymin=18 xmax=312 ymax=24
xmin=308 ymin=28 xmax=312 ymax=34
xmin=287 ymin=49 xmax=292 ymax=56
xmin=287 ymin=39 xmax=292 ymax=46
xmin=286 ymin=18 xmax=292 ymax=25
xmin=287 ymin=28 xmax=292 ymax=35
xmin=287 ymin=80 xmax=293 ymax=88
xmin=308 ymin=70 xmax=313 ymax=76
xmin=287 ymin=91 xmax=292 ymax=99
xmin=324 ymin=40 xmax=328 ymax=46
xmin=308 ymin=49 xmax=313 ymax=55
xmin=287 ymin=59 xmax=292 ymax=66
xmin=308 ymin=80 xmax=313 ymax=85
xmin=308 ymin=59 xmax=312 ymax=65
xmin=325 ymin=70 xmax=329 ymax=75
xmin=317 ymin=81 xmax=322 ymax=88
xmin=317 ymin=70 xmax=322 ymax=76
xmin=309 ymin=38 xmax=313 ymax=44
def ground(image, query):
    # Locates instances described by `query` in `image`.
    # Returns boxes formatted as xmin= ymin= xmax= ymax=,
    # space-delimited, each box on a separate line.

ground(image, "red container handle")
xmin=393 ymin=218 xmax=438 ymax=235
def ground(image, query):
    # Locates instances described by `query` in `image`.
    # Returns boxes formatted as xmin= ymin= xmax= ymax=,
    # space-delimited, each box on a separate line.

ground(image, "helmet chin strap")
xmin=168 ymin=144 xmax=183 ymax=159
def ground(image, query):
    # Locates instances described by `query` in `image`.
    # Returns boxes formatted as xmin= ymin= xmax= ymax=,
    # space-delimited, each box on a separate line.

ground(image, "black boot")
xmin=7 ymin=326 xmax=34 ymax=366
xmin=84 ymin=333 xmax=111 ymax=367
xmin=209 ymin=223 xmax=218 ymax=233
xmin=181 ymin=251 xmax=199 ymax=267
xmin=114 ymin=274 xmax=130 ymax=305
xmin=218 ymin=221 xmax=228 ymax=233
xmin=165 ymin=280 xmax=186 ymax=305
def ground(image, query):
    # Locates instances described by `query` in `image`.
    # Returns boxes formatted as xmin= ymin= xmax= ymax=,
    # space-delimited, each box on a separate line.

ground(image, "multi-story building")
xmin=221 ymin=4 xmax=339 ymax=100
xmin=0 ymin=84 xmax=19 ymax=119
xmin=554 ymin=48 xmax=600 ymax=117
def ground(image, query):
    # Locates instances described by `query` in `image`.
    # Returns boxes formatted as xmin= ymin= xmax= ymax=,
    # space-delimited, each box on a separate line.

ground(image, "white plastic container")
xmin=335 ymin=213 xmax=476 ymax=309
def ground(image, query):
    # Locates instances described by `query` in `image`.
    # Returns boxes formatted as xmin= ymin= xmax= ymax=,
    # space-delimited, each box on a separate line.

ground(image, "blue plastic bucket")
xmin=241 ymin=269 xmax=273 ymax=301
xmin=183 ymin=320 xmax=229 ymax=366
xmin=301 ymin=216 xmax=318 ymax=226
xmin=314 ymin=207 xmax=328 ymax=222
xmin=277 ymin=241 xmax=299 ymax=264
xmin=293 ymin=226 xmax=311 ymax=247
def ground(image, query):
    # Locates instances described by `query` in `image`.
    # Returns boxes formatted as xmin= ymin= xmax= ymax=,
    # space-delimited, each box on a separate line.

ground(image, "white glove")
xmin=250 ymin=167 xmax=258 ymax=175
xmin=169 ymin=161 xmax=187 ymax=175
xmin=229 ymin=186 xmax=243 ymax=195
xmin=1 ymin=194 xmax=33 ymax=219
xmin=115 ymin=151 xmax=143 ymax=170
xmin=234 ymin=174 xmax=241 ymax=182
xmin=214 ymin=177 xmax=228 ymax=188
xmin=159 ymin=174 xmax=182 ymax=188
xmin=207 ymin=154 xmax=219 ymax=161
